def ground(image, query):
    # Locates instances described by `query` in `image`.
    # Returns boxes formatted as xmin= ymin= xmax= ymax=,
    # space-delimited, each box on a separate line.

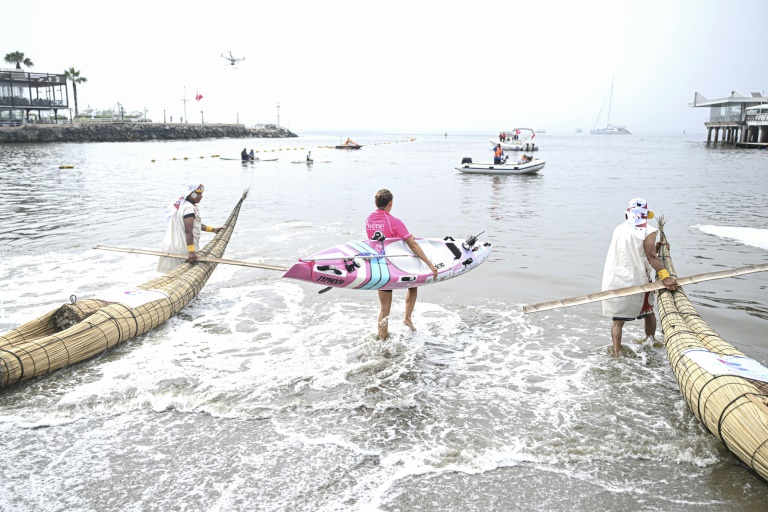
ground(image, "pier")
xmin=690 ymin=91 xmax=768 ymax=148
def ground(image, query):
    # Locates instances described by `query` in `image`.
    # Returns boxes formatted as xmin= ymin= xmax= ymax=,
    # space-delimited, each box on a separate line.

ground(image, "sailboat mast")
xmin=607 ymin=77 xmax=614 ymax=126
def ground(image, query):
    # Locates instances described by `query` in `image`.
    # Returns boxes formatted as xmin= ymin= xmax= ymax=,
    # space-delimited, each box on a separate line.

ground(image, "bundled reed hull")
xmin=0 ymin=191 xmax=248 ymax=388
xmin=657 ymin=226 xmax=768 ymax=481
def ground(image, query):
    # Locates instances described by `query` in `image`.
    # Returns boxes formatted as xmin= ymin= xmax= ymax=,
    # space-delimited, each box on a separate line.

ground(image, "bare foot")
xmin=403 ymin=318 xmax=416 ymax=331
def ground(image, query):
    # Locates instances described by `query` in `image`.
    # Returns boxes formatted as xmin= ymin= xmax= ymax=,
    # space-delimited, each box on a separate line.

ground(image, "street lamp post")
xmin=143 ymin=107 xmax=148 ymax=122
xmin=201 ymin=111 xmax=204 ymax=125
xmin=164 ymin=110 xmax=166 ymax=123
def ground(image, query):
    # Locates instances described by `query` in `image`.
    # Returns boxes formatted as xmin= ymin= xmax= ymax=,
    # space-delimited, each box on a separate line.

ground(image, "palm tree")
xmin=4 ymin=51 xmax=34 ymax=69
xmin=64 ymin=67 xmax=88 ymax=117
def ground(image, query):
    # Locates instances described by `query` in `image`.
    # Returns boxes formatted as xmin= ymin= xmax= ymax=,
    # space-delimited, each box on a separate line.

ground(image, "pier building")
xmin=690 ymin=91 xmax=768 ymax=148
xmin=0 ymin=68 xmax=69 ymax=126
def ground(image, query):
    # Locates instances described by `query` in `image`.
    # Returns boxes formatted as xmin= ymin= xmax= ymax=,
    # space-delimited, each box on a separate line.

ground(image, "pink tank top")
xmin=365 ymin=209 xmax=411 ymax=240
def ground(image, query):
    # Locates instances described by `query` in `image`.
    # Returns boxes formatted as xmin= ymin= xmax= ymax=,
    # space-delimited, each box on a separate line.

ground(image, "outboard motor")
xmin=461 ymin=157 xmax=472 ymax=164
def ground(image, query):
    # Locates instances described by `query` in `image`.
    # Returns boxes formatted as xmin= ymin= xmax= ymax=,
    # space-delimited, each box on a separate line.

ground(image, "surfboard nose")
xmin=282 ymin=262 xmax=312 ymax=282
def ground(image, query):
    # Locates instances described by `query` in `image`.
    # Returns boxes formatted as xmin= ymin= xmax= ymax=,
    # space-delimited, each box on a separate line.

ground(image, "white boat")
xmin=491 ymin=127 xmax=539 ymax=151
xmin=591 ymin=78 xmax=630 ymax=135
xmin=455 ymin=156 xmax=545 ymax=175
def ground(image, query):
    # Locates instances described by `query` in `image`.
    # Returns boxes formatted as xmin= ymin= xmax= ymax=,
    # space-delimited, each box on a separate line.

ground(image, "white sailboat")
xmin=591 ymin=78 xmax=630 ymax=135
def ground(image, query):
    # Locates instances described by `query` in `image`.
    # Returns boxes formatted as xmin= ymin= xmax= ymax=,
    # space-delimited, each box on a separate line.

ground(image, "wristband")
xmin=206 ymin=226 xmax=213 ymax=232
xmin=657 ymin=269 xmax=670 ymax=280
xmin=187 ymin=244 xmax=195 ymax=253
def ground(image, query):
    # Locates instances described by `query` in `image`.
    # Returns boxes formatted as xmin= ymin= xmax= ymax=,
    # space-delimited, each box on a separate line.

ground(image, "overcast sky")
xmin=4 ymin=0 xmax=766 ymax=134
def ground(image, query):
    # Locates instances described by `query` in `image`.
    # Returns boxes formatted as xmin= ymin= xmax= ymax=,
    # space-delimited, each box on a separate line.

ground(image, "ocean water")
xmin=1 ymin=132 xmax=767 ymax=511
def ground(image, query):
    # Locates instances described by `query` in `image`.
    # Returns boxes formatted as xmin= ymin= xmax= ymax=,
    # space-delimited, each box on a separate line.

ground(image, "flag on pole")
xmin=195 ymin=92 xmax=203 ymax=102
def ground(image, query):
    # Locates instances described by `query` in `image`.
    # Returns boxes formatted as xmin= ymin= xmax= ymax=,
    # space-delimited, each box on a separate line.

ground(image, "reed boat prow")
xmin=657 ymin=219 xmax=768 ymax=482
xmin=0 ymin=190 xmax=249 ymax=388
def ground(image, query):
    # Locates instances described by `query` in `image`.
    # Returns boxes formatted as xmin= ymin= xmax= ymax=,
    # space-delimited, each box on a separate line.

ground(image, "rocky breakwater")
xmin=0 ymin=123 xmax=297 ymax=143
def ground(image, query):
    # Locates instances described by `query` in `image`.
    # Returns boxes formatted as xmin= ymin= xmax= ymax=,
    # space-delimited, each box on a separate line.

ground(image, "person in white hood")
xmin=602 ymin=198 xmax=677 ymax=356
xmin=157 ymin=184 xmax=221 ymax=273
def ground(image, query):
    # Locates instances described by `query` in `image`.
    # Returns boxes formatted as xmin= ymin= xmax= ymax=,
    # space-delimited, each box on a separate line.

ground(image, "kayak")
xmin=282 ymin=234 xmax=491 ymax=290
xmin=291 ymin=160 xmax=332 ymax=164
xmin=334 ymin=145 xmax=362 ymax=150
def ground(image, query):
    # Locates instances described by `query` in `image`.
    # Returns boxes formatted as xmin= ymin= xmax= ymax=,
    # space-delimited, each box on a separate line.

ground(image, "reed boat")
xmin=657 ymin=221 xmax=768 ymax=481
xmin=0 ymin=190 xmax=248 ymax=388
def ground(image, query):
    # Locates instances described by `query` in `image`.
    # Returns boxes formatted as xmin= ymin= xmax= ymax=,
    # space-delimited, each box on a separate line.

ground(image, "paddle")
xmin=522 ymin=263 xmax=768 ymax=314
xmin=303 ymin=253 xmax=418 ymax=262
xmin=94 ymin=245 xmax=289 ymax=272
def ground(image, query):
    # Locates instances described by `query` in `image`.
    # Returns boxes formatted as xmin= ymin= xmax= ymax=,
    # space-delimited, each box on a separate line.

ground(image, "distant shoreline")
xmin=0 ymin=123 xmax=298 ymax=143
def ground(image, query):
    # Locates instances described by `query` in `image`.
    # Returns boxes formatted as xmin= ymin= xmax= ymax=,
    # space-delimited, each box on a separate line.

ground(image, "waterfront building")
xmin=689 ymin=90 xmax=768 ymax=148
xmin=0 ymin=68 xmax=69 ymax=126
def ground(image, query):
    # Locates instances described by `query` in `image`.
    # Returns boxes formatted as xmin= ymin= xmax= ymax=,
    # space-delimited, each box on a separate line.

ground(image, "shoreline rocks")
xmin=0 ymin=123 xmax=298 ymax=143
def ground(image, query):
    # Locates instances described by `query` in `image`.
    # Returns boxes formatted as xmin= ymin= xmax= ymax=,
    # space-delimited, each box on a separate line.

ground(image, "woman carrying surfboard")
xmin=366 ymin=189 xmax=438 ymax=339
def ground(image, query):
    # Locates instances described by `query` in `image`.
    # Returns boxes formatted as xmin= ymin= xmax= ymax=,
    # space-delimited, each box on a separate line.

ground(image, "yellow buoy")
xmin=58 ymin=165 xmax=74 ymax=169
xmin=151 ymin=159 xmax=156 ymax=162
xmin=200 ymin=156 xmax=205 ymax=159
xmin=172 ymin=157 xmax=177 ymax=160
xmin=183 ymin=157 xmax=189 ymax=160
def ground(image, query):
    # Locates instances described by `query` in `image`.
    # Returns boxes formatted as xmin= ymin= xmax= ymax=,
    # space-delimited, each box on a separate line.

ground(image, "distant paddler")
xmin=344 ymin=138 xmax=360 ymax=147
xmin=157 ymin=183 xmax=221 ymax=273
xmin=602 ymin=198 xmax=677 ymax=356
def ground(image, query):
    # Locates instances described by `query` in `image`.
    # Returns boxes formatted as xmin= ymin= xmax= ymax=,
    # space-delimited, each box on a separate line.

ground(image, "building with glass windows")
xmin=690 ymin=91 xmax=768 ymax=147
xmin=0 ymin=69 xmax=69 ymax=125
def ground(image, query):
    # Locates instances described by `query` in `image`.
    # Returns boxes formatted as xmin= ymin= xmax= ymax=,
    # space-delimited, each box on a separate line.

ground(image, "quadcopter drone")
xmin=221 ymin=51 xmax=245 ymax=66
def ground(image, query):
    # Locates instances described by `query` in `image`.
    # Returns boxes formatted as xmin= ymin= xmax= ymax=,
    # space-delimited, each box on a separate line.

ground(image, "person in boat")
xmin=157 ymin=184 xmax=221 ymax=273
xmin=601 ymin=198 xmax=677 ymax=357
xmin=344 ymin=138 xmax=359 ymax=147
xmin=494 ymin=144 xmax=504 ymax=165
xmin=518 ymin=154 xmax=533 ymax=164
xmin=366 ymin=189 xmax=438 ymax=339
xmin=249 ymin=149 xmax=255 ymax=161
xmin=241 ymin=148 xmax=249 ymax=161
xmin=306 ymin=151 xmax=313 ymax=162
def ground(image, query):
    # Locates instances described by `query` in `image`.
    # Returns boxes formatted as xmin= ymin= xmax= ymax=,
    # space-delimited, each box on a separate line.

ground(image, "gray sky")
xmin=4 ymin=0 xmax=766 ymax=134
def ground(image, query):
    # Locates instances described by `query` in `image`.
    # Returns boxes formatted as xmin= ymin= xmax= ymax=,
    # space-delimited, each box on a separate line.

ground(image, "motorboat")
xmin=490 ymin=127 xmax=538 ymax=151
xmin=591 ymin=78 xmax=630 ymax=134
xmin=455 ymin=156 xmax=545 ymax=175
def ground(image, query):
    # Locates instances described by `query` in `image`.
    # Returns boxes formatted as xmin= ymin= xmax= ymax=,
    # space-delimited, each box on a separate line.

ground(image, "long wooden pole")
xmin=94 ymin=245 xmax=289 ymax=272
xmin=523 ymin=263 xmax=768 ymax=314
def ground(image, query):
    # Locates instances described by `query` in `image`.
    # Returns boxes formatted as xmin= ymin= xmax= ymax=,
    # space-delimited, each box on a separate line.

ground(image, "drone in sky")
xmin=221 ymin=51 xmax=245 ymax=67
